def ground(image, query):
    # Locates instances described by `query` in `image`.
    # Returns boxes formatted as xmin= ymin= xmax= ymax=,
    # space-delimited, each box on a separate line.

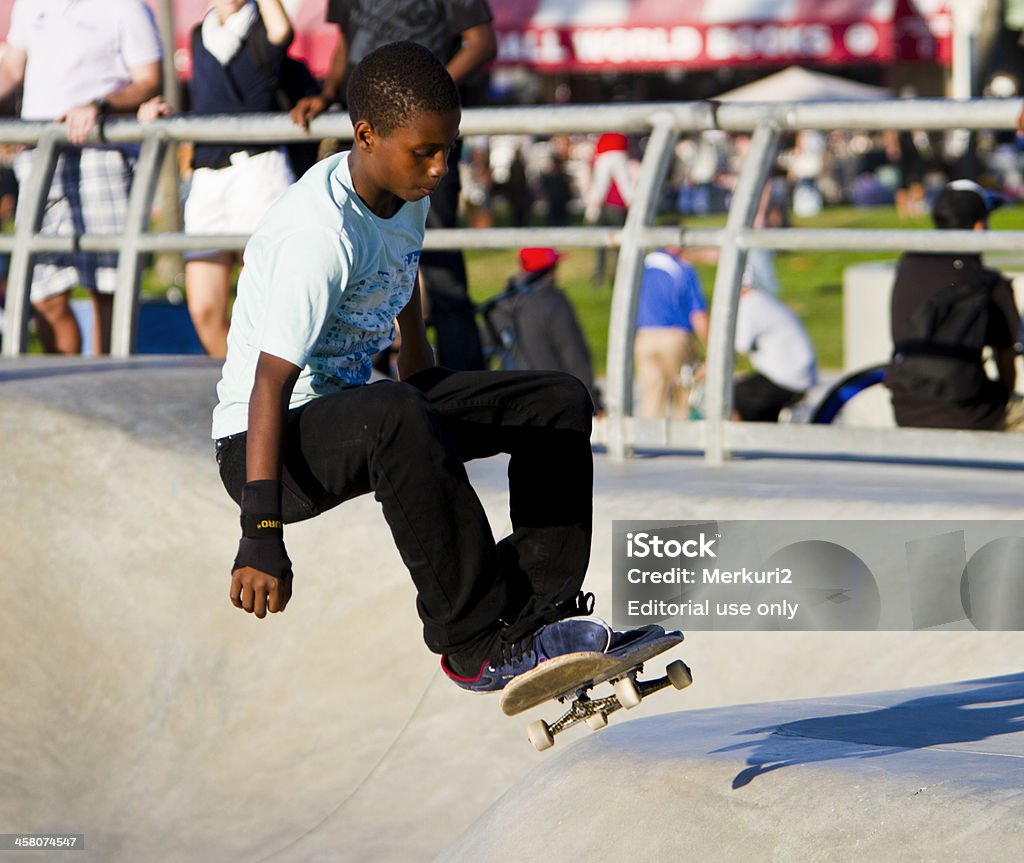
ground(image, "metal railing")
xmin=2 ymin=99 xmax=1023 ymax=466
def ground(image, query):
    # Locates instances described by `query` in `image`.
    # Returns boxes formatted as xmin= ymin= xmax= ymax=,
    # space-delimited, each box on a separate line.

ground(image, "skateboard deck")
xmin=500 ymin=630 xmax=692 ymax=750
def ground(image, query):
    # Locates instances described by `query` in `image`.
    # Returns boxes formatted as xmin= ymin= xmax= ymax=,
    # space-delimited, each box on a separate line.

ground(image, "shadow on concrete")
xmin=715 ymin=673 xmax=1024 ymax=789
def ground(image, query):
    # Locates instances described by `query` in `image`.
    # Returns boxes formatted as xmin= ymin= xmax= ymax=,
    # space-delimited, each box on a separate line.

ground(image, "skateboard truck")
xmin=526 ymin=659 xmax=693 ymax=752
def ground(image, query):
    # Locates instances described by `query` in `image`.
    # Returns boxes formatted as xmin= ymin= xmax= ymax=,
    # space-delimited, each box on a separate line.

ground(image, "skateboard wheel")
xmin=614 ymin=676 xmax=642 ymax=709
xmin=528 ymin=719 xmax=555 ymax=751
xmin=585 ymin=711 xmax=608 ymax=731
xmin=666 ymin=660 xmax=693 ymax=690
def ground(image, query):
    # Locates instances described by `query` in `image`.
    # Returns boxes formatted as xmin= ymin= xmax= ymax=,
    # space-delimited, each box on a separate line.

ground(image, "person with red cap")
xmin=479 ymin=247 xmax=601 ymax=411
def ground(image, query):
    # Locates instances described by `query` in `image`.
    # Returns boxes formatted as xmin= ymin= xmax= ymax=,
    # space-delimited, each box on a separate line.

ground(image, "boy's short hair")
xmin=347 ymin=41 xmax=461 ymax=138
xmin=931 ymin=179 xmax=1004 ymax=230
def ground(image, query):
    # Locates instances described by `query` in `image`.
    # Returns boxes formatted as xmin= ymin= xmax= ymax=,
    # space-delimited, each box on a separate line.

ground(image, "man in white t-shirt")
xmin=733 ymin=286 xmax=818 ymax=422
xmin=0 ymin=0 xmax=162 ymax=354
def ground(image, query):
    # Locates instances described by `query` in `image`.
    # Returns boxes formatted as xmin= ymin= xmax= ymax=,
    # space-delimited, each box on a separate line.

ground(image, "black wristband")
xmin=240 ymin=480 xmax=283 ymax=538
xmin=237 ymin=480 xmax=288 ymax=577
xmin=234 ymin=537 xmax=291 ymax=581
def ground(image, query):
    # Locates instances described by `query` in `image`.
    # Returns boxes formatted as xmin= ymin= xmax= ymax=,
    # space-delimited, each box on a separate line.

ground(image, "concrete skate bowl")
xmin=0 ymin=358 xmax=534 ymax=862
xmin=439 ymin=675 xmax=1024 ymax=863
xmin=5 ymin=357 xmax=1024 ymax=863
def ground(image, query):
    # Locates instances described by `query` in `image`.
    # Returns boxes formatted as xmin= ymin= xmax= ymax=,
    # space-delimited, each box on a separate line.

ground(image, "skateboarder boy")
xmin=212 ymin=41 xmax=620 ymax=692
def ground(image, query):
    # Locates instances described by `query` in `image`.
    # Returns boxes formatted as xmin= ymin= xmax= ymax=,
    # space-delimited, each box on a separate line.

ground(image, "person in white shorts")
xmin=0 ymin=0 xmax=162 ymax=354
xmin=139 ymin=0 xmax=295 ymax=357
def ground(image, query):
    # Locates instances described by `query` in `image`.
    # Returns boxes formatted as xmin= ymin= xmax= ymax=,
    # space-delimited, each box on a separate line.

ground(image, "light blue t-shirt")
xmin=636 ymin=250 xmax=706 ymax=331
xmin=212 ymin=151 xmax=428 ymax=439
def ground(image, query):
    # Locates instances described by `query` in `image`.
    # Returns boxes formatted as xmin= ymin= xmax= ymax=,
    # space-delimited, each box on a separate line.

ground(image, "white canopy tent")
xmin=716 ymin=66 xmax=892 ymax=102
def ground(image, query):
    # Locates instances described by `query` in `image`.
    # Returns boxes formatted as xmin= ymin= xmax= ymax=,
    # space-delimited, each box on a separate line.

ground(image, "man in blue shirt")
xmin=634 ymin=248 xmax=709 ymax=418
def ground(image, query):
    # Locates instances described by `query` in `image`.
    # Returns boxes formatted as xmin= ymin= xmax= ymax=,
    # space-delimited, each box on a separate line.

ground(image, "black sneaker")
xmin=441 ymin=616 xmax=613 ymax=693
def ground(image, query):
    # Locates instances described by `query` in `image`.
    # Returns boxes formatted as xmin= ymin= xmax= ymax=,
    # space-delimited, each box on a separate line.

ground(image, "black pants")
xmin=216 ymin=368 xmax=594 ymax=655
xmin=734 ymin=372 xmax=803 ymax=422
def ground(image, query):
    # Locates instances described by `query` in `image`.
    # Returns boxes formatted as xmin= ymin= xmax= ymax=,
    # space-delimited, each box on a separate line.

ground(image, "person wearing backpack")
xmin=479 ymin=248 xmax=602 ymax=412
xmin=885 ymin=179 xmax=1021 ymax=430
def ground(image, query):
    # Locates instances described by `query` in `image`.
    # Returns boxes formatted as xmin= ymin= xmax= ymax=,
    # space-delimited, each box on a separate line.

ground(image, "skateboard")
xmin=499 ymin=629 xmax=692 ymax=751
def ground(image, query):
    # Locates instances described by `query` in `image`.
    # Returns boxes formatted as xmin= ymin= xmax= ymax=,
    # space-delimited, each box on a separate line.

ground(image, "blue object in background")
xmin=70 ymin=298 xmax=206 ymax=356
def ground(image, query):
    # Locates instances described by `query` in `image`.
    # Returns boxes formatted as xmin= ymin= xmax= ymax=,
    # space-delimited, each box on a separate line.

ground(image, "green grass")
xmin=19 ymin=202 xmax=1024 ymax=365
xmin=468 ymin=203 xmax=1024 ymax=374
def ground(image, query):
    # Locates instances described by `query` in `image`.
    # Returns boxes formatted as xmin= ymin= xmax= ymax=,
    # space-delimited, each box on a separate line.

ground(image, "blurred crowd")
xmin=1 ymin=0 xmax=1022 ymax=435
xmin=452 ymin=125 xmax=1024 ymax=229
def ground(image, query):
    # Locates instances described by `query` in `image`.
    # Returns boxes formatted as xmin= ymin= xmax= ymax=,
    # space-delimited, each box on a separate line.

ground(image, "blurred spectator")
xmin=886 ymin=128 xmax=932 ymax=219
xmin=0 ymin=0 xmax=162 ymax=354
xmin=885 ymin=180 xmax=1021 ymax=430
xmin=538 ymin=150 xmax=573 ymax=227
xmin=288 ymin=0 xmax=498 ymax=371
xmin=733 ymin=282 xmax=818 ymax=422
xmin=480 ymin=247 xmax=601 ymax=410
xmin=0 ymin=155 xmax=17 ymax=331
xmin=634 ymin=248 xmax=708 ymax=419
xmin=139 ymin=0 xmax=296 ymax=358
xmin=680 ymin=132 xmax=727 ymax=215
xmin=460 ymin=144 xmax=493 ymax=228
xmin=788 ymin=130 xmax=826 ymax=217
xmin=505 ymin=145 xmax=533 ymax=227
xmin=584 ymin=132 xmax=635 ymax=287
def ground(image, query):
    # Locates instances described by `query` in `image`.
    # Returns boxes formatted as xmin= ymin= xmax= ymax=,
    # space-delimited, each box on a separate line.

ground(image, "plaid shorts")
xmin=14 ymin=146 xmax=134 ymax=302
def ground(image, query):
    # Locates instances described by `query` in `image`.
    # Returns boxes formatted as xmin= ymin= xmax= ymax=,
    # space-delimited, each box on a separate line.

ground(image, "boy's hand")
xmin=230 ymin=565 xmax=293 ymax=618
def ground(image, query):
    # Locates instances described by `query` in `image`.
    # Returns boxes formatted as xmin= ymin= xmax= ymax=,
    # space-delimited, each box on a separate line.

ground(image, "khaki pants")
xmin=1005 ymin=394 xmax=1024 ymax=431
xmin=634 ymin=327 xmax=696 ymax=418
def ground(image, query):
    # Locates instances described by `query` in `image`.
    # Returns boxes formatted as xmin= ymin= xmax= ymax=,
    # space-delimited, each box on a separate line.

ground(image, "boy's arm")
xmin=230 ymin=351 xmax=302 ymax=619
xmin=395 ymin=279 xmax=435 ymax=380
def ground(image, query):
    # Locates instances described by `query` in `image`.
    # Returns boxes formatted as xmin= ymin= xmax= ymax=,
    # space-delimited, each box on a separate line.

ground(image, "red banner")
xmin=0 ymin=1 xmax=951 ymax=78
xmin=496 ymin=18 xmax=949 ymax=71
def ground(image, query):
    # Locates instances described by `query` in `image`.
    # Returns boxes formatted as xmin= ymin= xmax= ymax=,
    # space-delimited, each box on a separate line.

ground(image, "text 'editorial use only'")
xmin=611 ymin=520 xmax=1024 ymax=631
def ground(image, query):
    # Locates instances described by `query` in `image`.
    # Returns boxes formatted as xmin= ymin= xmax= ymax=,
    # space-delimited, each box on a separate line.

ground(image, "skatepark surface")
xmin=3 ymin=357 xmax=1024 ymax=862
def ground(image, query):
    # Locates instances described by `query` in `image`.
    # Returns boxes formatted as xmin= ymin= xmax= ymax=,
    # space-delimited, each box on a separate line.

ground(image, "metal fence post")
xmin=2 ymin=132 xmax=60 ymax=357
xmin=703 ymin=121 xmax=780 ymax=465
xmin=111 ymin=134 xmax=169 ymax=358
xmin=605 ymin=112 xmax=679 ymax=461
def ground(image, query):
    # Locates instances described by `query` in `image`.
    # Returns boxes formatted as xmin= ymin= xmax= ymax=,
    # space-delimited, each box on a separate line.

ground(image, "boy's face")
xmin=354 ymin=109 xmax=461 ymax=207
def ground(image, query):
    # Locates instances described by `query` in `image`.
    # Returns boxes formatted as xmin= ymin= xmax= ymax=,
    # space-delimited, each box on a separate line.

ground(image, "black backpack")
xmin=887 ymin=270 xmax=999 ymax=405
